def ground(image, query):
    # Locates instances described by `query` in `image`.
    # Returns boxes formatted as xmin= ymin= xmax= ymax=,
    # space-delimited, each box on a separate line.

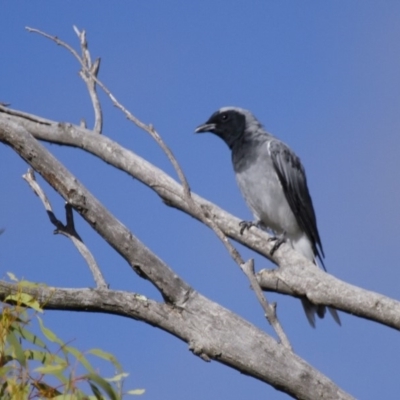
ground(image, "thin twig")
xmin=73 ymin=26 xmax=103 ymax=134
xmin=242 ymin=260 xmax=291 ymax=349
xmin=23 ymin=169 xmax=107 ymax=289
xmin=192 ymin=203 xmax=292 ymax=349
xmin=26 ymin=26 xmax=103 ymax=134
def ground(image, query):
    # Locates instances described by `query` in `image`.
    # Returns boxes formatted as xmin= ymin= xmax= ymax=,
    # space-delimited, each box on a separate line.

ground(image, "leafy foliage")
xmin=0 ymin=273 xmax=144 ymax=399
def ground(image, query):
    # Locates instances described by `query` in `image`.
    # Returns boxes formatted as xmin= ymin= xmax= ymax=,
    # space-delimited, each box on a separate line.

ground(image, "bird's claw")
xmin=268 ymin=233 xmax=287 ymax=256
xmin=239 ymin=220 xmax=256 ymax=235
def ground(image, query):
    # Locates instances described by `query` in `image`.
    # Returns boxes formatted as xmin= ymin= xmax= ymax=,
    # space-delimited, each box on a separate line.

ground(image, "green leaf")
xmin=27 ymin=350 xmax=68 ymax=385
xmin=52 ymin=395 xmax=77 ymax=400
xmin=6 ymin=330 xmax=26 ymax=367
xmin=64 ymin=345 xmax=94 ymax=373
xmin=37 ymin=316 xmax=63 ymax=345
xmin=25 ymin=297 xmax=42 ymax=313
xmin=4 ymin=294 xmax=18 ymax=303
xmin=0 ymin=380 xmax=9 ymax=399
xmin=34 ymin=363 xmax=67 ymax=374
xmin=85 ymin=373 xmax=118 ymax=400
xmin=18 ymin=280 xmax=42 ymax=288
xmin=88 ymin=349 xmax=122 ymax=371
xmin=75 ymin=391 xmax=98 ymax=400
xmin=0 ymin=354 xmax=13 ymax=366
xmin=105 ymin=372 xmax=129 ymax=382
xmin=4 ymin=293 xmax=42 ymax=312
xmin=32 ymin=381 xmax=62 ymax=397
xmin=77 ymin=393 xmax=98 ymax=400
xmin=26 ymin=349 xmax=65 ymax=368
xmin=89 ymin=382 xmax=105 ymax=400
xmin=15 ymin=325 xmax=46 ymax=348
xmin=127 ymin=389 xmax=146 ymax=395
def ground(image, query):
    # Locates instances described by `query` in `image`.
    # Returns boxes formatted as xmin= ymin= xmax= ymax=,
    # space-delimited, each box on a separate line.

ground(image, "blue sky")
xmin=2 ymin=2 xmax=400 ymax=399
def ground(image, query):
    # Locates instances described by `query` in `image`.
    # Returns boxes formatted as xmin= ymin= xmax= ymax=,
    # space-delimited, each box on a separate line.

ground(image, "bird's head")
xmin=195 ymin=107 xmax=253 ymax=149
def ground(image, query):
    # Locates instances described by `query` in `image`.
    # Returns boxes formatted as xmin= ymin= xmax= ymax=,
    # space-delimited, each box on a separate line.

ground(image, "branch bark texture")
xmin=0 ymin=281 xmax=353 ymax=400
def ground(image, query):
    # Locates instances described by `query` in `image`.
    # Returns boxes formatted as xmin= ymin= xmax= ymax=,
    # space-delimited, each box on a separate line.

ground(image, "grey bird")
xmin=195 ymin=107 xmax=340 ymax=327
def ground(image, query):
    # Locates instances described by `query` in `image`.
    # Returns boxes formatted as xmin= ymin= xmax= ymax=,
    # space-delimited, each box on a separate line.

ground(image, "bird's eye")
xmin=220 ymin=113 xmax=229 ymax=121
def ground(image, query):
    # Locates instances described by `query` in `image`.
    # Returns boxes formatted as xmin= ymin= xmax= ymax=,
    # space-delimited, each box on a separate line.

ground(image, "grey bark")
xmin=0 ymin=281 xmax=352 ymax=400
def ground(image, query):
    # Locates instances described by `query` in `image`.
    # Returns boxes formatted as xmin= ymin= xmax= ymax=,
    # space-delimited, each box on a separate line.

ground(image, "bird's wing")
xmin=268 ymin=139 xmax=325 ymax=268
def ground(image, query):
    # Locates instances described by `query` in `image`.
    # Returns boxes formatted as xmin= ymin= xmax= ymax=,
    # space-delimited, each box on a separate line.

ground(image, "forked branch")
xmin=23 ymin=168 xmax=107 ymax=289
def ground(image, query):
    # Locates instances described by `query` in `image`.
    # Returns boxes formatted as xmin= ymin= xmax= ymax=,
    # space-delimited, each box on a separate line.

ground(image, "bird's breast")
xmin=234 ymin=154 xmax=299 ymax=235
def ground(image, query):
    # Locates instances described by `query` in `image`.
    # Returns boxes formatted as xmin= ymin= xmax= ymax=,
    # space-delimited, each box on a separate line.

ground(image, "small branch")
xmin=188 ymin=202 xmax=291 ymax=348
xmin=26 ymin=26 xmax=103 ymax=134
xmin=0 ymin=104 xmax=52 ymax=125
xmin=73 ymin=27 xmax=103 ymax=134
xmin=242 ymin=260 xmax=291 ymax=349
xmin=22 ymin=168 xmax=107 ymax=289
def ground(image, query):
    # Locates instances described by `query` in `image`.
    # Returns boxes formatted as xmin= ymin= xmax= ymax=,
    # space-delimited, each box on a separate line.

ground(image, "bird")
xmin=195 ymin=107 xmax=340 ymax=327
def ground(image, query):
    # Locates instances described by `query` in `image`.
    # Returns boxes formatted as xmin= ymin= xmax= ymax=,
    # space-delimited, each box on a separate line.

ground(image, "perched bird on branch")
xmin=195 ymin=107 xmax=340 ymax=327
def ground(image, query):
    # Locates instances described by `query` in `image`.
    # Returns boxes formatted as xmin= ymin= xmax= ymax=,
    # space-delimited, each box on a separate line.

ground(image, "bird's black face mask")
xmin=195 ymin=109 xmax=246 ymax=149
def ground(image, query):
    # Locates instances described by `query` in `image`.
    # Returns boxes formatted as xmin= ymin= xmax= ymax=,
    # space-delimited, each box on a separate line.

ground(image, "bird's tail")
xmin=301 ymin=299 xmax=341 ymax=328
xmin=291 ymin=235 xmax=341 ymax=327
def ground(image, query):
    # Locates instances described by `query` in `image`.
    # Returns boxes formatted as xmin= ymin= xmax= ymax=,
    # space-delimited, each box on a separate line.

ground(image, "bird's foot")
xmin=268 ymin=231 xmax=287 ymax=256
xmin=239 ymin=220 xmax=257 ymax=235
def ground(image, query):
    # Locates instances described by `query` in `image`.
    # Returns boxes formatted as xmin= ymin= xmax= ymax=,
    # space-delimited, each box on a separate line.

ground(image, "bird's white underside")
xmin=235 ymin=141 xmax=315 ymax=263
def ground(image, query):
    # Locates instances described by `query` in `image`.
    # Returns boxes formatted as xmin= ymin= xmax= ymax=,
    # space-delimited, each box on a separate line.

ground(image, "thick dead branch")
xmin=0 ymin=117 xmax=191 ymax=305
xmin=0 ymin=281 xmax=354 ymax=400
xmin=258 ymin=266 xmax=400 ymax=329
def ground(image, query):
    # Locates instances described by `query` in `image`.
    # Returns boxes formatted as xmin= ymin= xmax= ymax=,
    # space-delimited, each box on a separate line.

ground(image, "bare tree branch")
xmin=0 ymin=280 xmax=354 ymax=400
xmin=26 ymin=26 xmax=103 ymax=134
xmin=22 ymin=168 xmax=107 ymax=289
xmin=257 ymin=266 xmax=400 ymax=330
xmin=74 ymin=27 xmax=103 ymax=134
xmin=241 ymin=259 xmax=290 ymax=348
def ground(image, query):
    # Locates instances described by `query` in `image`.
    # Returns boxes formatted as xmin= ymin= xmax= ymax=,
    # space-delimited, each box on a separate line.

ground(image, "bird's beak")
xmin=194 ymin=123 xmax=216 ymax=133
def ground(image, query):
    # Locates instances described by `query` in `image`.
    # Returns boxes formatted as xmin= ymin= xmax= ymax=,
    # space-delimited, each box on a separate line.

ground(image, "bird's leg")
xmin=239 ymin=220 xmax=260 ymax=235
xmin=268 ymin=231 xmax=287 ymax=256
